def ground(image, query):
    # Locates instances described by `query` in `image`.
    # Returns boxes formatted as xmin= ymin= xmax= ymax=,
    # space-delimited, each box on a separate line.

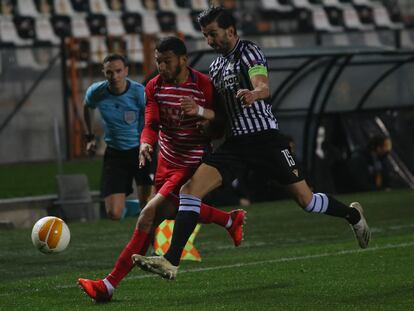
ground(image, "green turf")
xmin=0 ymin=159 xmax=102 ymax=198
xmin=1 ymin=190 xmax=413 ymax=311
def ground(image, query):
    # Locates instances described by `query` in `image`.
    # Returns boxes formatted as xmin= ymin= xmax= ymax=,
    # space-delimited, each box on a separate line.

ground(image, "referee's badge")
xmin=124 ymin=110 xmax=137 ymax=124
xmin=292 ymin=169 xmax=299 ymax=177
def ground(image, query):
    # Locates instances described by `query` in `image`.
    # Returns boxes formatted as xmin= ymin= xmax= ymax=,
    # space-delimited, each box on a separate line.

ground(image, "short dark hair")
xmin=155 ymin=36 xmax=187 ymax=56
xmin=103 ymin=53 xmax=128 ymax=66
xmin=197 ymin=6 xmax=236 ymax=31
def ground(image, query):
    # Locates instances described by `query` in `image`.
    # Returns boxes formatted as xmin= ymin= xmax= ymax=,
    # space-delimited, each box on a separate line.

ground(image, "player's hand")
xmin=139 ymin=142 xmax=153 ymax=168
xmin=236 ymin=89 xmax=256 ymax=107
xmin=180 ymin=96 xmax=198 ymax=116
xmin=86 ymin=140 xmax=97 ymax=157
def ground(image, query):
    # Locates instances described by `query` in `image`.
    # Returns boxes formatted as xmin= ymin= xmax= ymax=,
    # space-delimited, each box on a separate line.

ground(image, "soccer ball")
xmin=31 ymin=216 xmax=71 ymax=254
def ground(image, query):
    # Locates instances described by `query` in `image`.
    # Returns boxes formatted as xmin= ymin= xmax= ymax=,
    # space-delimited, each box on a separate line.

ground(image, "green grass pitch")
xmin=1 ymin=190 xmax=414 ymax=311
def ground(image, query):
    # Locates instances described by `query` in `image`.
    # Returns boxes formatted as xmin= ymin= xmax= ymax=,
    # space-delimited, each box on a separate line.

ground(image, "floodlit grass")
xmin=0 ymin=159 xmax=102 ymax=198
xmin=1 ymin=190 xmax=413 ymax=311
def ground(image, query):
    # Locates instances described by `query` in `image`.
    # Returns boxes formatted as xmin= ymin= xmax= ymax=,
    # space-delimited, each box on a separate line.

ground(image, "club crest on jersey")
xmin=292 ymin=169 xmax=299 ymax=177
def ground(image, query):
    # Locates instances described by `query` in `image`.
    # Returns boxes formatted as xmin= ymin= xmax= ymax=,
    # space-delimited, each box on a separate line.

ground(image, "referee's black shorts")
xmin=203 ymin=130 xmax=304 ymax=186
xmin=101 ymin=146 xmax=154 ymax=198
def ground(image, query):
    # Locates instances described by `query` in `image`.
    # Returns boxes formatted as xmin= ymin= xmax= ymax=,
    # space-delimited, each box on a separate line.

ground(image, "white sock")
xmin=103 ymin=278 xmax=115 ymax=296
xmin=225 ymin=216 xmax=233 ymax=229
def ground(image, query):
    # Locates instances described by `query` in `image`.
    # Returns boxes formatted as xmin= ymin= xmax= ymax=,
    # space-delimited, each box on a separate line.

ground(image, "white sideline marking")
xmin=62 ymin=241 xmax=414 ymax=289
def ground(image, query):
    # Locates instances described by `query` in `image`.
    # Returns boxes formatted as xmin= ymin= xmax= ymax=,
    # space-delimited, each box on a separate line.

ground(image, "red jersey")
xmin=141 ymin=68 xmax=214 ymax=168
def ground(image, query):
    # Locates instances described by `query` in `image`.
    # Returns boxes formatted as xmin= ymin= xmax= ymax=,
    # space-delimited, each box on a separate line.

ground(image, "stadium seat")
xmin=261 ymin=0 xmax=293 ymax=12
xmin=90 ymin=35 xmax=108 ymax=63
xmin=190 ymin=0 xmax=208 ymax=11
xmin=70 ymin=0 xmax=89 ymax=12
xmin=86 ymin=14 xmax=107 ymax=35
xmin=89 ymin=0 xmax=111 ymax=14
xmin=72 ymin=15 xmax=92 ymax=37
xmin=321 ymin=0 xmax=346 ymax=9
xmin=311 ymin=6 xmax=343 ymax=32
xmin=124 ymin=0 xmax=147 ymax=13
xmin=107 ymin=0 xmax=125 ymax=12
xmin=156 ymin=11 xmax=177 ymax=33
xmin=16 ymin=0 xmax=39 ymax=16
xmin=35 ymin=15 xmax=60 ymax=44
xmin=291 ymin=0 xmax=315 ymax=10
xmin=106 ymin=36 xmax=126 ymax=54
xmin=106 ymin=14 xmax=125 ymax=36
xmin=342 ymin=5 xmax=374 ymax=30
xmin=0 ymin=16 xmax=33 ymax=45
xmin=53 ymin=0 xmax=75 ymax=15
xmin=124 ymin=33 xmax=143 ymax=63
xmin=372 ymin=5 xmax=403 ymax=30
xmin=50 ymin=15 xmax=72 ymax=37
xmin=158 ymin=0 xmax=181 ymax=13
xmin=352 ymin=0 xmax=374 ymax=7
xmin=34 ymin=0 xmax=54 ymax=15
xmin=176 ymin=10 xmax=202 ymax=38
xmin=13 ymin=16 xmax=36 ymax=40
xmin=121 ymin=12 xmax=143 ymax=33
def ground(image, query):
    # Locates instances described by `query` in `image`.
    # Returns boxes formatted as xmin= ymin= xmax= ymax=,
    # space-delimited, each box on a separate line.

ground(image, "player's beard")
xmin=163 ymin=65 xmax=182 ymax=83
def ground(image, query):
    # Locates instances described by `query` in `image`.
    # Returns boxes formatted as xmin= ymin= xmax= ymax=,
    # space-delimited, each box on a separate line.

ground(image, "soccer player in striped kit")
xmin=78 ymin=36 xmax=245 ymax=302
xmin=132 ymin=7 xmax=371 ymax=280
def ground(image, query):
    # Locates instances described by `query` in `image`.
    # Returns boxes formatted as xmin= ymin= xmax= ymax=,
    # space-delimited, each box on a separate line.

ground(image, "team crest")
xmin=292 ymin=169 xmax=299 ymax=177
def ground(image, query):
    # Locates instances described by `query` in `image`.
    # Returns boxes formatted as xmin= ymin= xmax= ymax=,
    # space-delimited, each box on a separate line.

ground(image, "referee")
xmin=133 ymin=7 xmax=371 ymax=279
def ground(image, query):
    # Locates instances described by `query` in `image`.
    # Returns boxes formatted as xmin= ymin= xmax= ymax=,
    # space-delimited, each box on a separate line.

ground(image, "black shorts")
xmin=203 ymin=130 xmax=304 ymax=186
xmin=101 ymin=146 xmax=154 ymax=198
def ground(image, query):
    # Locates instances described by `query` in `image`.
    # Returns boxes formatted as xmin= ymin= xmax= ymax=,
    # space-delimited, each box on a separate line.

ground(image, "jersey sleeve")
xmin=140 ymin=79 xmax=159 ymax=146
xmin=84 ymin=84 xmax=97 ymax=108
xmin=197 ymin=73 xmax=215 ymax=110
xmin=241 ymin=43 xmax=268 ymax=78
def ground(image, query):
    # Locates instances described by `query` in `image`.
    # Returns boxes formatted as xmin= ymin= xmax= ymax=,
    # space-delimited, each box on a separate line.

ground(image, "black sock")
xmin=164 ymin=211 xmax=199 ymax=266
xmin=326 ymin=195 xmax=361 ymax=225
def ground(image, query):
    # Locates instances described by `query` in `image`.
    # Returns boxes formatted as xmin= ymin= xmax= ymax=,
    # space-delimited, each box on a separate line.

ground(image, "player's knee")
xmin=180 ymin=181 xmax=195 ymax=196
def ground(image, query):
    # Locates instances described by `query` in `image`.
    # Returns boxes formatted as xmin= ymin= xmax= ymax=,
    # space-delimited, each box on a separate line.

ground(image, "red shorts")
xmin=155 ymin=154 xmax=197 ymax=198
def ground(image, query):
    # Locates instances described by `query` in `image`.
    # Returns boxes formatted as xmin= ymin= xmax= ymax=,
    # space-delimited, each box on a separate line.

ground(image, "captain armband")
xmin=248 ymin=65 xmax=268 ymax=78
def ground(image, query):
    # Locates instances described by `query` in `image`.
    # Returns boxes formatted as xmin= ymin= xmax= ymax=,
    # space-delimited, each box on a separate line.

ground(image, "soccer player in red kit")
xmin=78 ymin=36 xmax=246 ymax=303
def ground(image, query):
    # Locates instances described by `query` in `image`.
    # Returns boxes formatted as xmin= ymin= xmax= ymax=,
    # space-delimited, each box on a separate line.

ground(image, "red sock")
xmin=106 ymin=229 xmax=150 ymax=287
xmin=199 ymin=202 xmax=230 ymax=227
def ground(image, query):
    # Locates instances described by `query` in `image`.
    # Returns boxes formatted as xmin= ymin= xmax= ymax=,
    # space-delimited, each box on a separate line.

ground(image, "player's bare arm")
xmin=236 ymin=74 xmax=270 ymax=107
xmin=180 ymin=96 xmax=215 ymax=120
xmin=83 ymin=104 xmax=97 ymax=156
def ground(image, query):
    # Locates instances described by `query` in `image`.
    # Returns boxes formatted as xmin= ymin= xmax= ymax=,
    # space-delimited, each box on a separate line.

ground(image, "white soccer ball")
xmin=31 ymin=216 xmax=71 ymax=254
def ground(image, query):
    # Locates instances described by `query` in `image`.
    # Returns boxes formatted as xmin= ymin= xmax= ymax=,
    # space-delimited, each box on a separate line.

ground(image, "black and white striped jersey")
xmin=209 ymin=39 xmax=278 ymax=137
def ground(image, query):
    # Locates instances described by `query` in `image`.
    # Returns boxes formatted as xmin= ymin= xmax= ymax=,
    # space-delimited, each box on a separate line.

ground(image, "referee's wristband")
xmin=197 ymin=105 xmax=205 ymax=117
xmin=84 ymin=133 xmax=95 ymax=142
